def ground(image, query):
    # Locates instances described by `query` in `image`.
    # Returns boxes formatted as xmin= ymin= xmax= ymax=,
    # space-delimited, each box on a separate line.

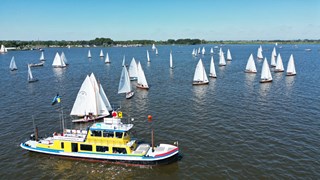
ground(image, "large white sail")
xmin=210 ymin=47 xmax=214 ymax=54
xmin=70 ymin=75 xmax=98 ymax=116
xmin=193 ymin=59 xmax=209 ymax=83
xmin=118 ymin=66 xmax=132 ymax=94
xmin=128 ymin=57 xmax=138 ymax=80
xmin=275 ymin=53 xmax=284 ymax=72
xmin=52 ymin=52 xmax=66 ymax=67
xmin=40 ymin=51 xmax=45 ymax=61
xmin=209 ymin=56 xmax=216 ymax=78
xmin=105 ymin=53 xmax=110 ymax=63
xmin=60 ymin=51 xmax=68 ymax=65
xmin=245 ymin=54 xmax=257 ymax=73
xmin=227 ymin=49 xmax=232 ymax=61
xmin=270 ymin=53 xmax=277 ymax=67
xmin=0 ymin=44 xmax=7 ymax=53
xmin=152 ymin=44 xmax=156 ymax=51
xmin=88 ymin=50 xmax=92 ymax=58
xmin=219 ymin=48 xmax=226 ymax=66
xmin=100 ymin=50 xmax=104 ymax=57
xmin=27 ymin=64 xmax=33 ymax=80
xmin=257 ymin=45 xmax=263 ymax=59
xmin=9 ymin=56 xmax=18 ymax=70
xmin=201 ymin=47 xmax=205 ymax=55
xmin=169 ymin=51 xmax=173 ymax=69
xmin=286 ymin=54 xmax=296 ymax=76
xmin=122 ymin=55 xmax=126 ymax=67
xmin=260 ymin=58 xmax=272 ymax=82
xmin=99 ymin=84 xmax=112 ymax=111
xmin=137 ymin=61 xmax=149 ymax=88
xmin=147 ymin=50 xmax=150 ymax=62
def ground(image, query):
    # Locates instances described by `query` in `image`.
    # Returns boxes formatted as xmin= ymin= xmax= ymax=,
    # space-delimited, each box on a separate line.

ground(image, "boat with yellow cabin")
xmin=20 ymin=117 xmax=179 ymax=165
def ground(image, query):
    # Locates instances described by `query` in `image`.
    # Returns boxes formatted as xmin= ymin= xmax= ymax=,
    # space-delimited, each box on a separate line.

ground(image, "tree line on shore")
xmin=0 ymin=38 xmax=319 ymax=49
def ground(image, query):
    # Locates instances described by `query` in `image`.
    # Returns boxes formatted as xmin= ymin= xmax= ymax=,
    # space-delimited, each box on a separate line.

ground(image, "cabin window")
xmin=80 ymin=144 xmax=92 ymax=151
xmin=103 ymin=131 xmax=114 ymax=138
xmin=61 ymin=142 xmax=64 ymax=149
xmin=113 ymin=147 xmax=127 ymax=154
xmin=91 ymin=130 xmax=102 ymax=137
xmin=123 ymin=132 xmax=129 ymax=138
xmin=96 ymin=146 xmax=109 ymax=152
xmin=115 ymin=132 xmax=123 ymax=138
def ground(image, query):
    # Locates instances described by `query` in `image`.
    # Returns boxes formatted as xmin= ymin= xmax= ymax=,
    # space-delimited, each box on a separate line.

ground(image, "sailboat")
xmin=209 ymin=56 xmax=217 ymax=78
xmin=128 ymin=57 xmax=138 ymax=81
xmin=257 ymin=45 xmax=263 ymax=60
xmin=152 ymin=44 xmax=156 ymax=51
xmin=155 ymin=48 xmax=158 ymax=55
xmin=286 ymin=54 xmax=296 ymax=76
xmin=210 ymin=47 xmax=214 ymax=54
xmin=71 ymin=73 xmax=111 ymax=123
xmin=201 ymin=47 xmax=205 ymax=55
xmin=88 ymin=50 xmax=92 ymax=58
xmin=219 ymin=48 xmax=226 ymax=66
xmin=147 ymin=50 xmax=150 ymax=62
xmin=9 ymin=56 xmax=18 ymax=71
xmin=0 ymin=44 xmax=7 ymax=53
xmin=118 ymin=66 xmax=134 ymax=99
xmin=100 ymin=50 xmax=104 ymax=57
xmin=260 ymin=58 xmax=272 ymax=83
xmin=274 ymin=53 xmax=284 ymax=72
xmin=193 ymin=59 xmax=209 ymax=85
xmin=105 ymin=53 xmax=111 ymax=63
xmin=27 ymin=64 xmax=38 ymax=83
xmin=136 ymin=61 xmax=149 ymax=89
xmin=122 ymin=55 xmax=126 ymax=67
xmin=52 ymin=52 xmax=66 ymax=68
xmin=226 ymin=49 xmax=232 ymax=61
xmin=40 ymin=51 xmax=45 ymax=61
xmin=245 ymin=54 xmax=257 ymax=73
xmin=169 ymin=51 xmax=174 ymax=69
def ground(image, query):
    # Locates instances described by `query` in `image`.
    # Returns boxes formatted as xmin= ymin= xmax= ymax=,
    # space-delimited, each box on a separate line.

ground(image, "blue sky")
xmin=1 ymin=0 xmax=319 ymax=41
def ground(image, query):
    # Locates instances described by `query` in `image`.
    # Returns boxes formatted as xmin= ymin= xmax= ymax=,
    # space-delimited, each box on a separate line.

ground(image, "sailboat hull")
xmin=209 ymin=74 xmax=217 ymax=78
xmin=274 ymin=69 xmax=284 ymax=73
xmin=126 ymin=92 xmax=135 ymax=99
xmin=28 ymin=78 xmax=39 ymax=83
xmin=192 ymin=81 xmax=209 ymax=85
xmin=244 ymin=70 xmax=257 ymax=73
xmin=286 ymin=73 xmax=296 ymax=76
xmin=136 ymin=84 xmax=149 ymax=90
xmin=260 ymin=79 xmax=272 ymax=83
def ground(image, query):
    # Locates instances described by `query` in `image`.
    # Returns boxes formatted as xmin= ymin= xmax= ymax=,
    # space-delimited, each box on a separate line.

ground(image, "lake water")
xmin=0 ymin=44 xmax=319 ymax=179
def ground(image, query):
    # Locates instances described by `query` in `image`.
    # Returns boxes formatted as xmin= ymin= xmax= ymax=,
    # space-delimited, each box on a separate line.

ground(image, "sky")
xmin=0 ymin=0 xmax=319 ymax=41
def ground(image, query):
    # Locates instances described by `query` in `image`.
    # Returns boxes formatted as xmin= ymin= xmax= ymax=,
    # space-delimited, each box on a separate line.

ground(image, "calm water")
xmin=0 ymin=44 xmax=320 ymax=178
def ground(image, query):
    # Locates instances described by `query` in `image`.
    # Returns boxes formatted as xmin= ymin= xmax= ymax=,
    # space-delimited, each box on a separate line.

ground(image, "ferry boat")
xmin=20 ymin=117 xmax=179 ymax=165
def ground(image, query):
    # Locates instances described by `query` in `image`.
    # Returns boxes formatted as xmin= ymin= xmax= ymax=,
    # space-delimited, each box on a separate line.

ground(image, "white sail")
xmin=192 ymin=49 xmax=195 ymax=56
xmin=270 ymin=53 xmax=277 ymax=67
xmin=219 ymin=49 xmax=226 ymax=66
xmin=122 ymin=55 xmax=126 ymax=66
xmin=169 ymin=51 xmax=173 ymax=69
xmin=105 ymin=53 xmax=110 ymax=63
xmin=152 ymin=44 xmax=156 ymax=51
xmin=40 ymin=51 xmax=45 ymax=61
xmin=28 ymin=65 xmax=33 ymax=80
xmin=60 ymin=51 xmax=68 ymax=65
xmin=202 ymin=47 xmax=205 ymax=55
xmin=128 ymin=57 xmax=138 ymax=80
xmin=100 ymin=49 xmax=104 ymax=57
xmin=275 ymin=53 xmax=284 ymax=72
xmin=88 ymin=50 xmax=92 ymax=58
xmin=272 ymin=47 xmax=277 ymax=58
xmin=52 ymin=52 xmax=66 ymax=67
xmin=257 ymin=46 xmax=263 ymax=59
xmin=71 ymin=74 xmax=109 ymax=116
xmin=118 ymin=66 xmax=132 ymax=94
xmin=99 ymin=84 xmax=112 ymax=111
xmin=209 ymin=56 xmax=216 ymax=78
xmin=0 ymin=44 xmax=7 ymax=53
xmin=147 ymin=50 xmax=150 ymax=62
xmin=210 ymin=47 xmax=214 ymax=54
xmin=245 ymin=54 xmax=257 ymax=73
xmin=286 ymin=54 xmax=296 ymax=76
xmin=137 ymin=61 xmax=149 ymax=88
xmin=260 ymin=57 xmax=272 ymax=82
xmin=193 ymin=59 xmax=209 ymax=84
xmin=9 ymin=56 xmax=17 ymax=70
xmin=155 ymin=48 xmax=158 ymax=55
xmin=226 ymin=49 xmax=232 ymax=61
xmin=198 ymin=47 xmax=201 ymax=54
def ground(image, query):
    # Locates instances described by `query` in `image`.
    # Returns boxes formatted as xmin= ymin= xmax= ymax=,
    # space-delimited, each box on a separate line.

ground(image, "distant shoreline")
xmin=1 ymin=38 xmax=319 ymax=50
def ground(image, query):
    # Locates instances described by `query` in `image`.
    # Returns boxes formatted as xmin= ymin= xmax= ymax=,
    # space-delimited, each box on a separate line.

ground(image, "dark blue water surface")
xmin=0 ymin=44 xmax=319 ymax=178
